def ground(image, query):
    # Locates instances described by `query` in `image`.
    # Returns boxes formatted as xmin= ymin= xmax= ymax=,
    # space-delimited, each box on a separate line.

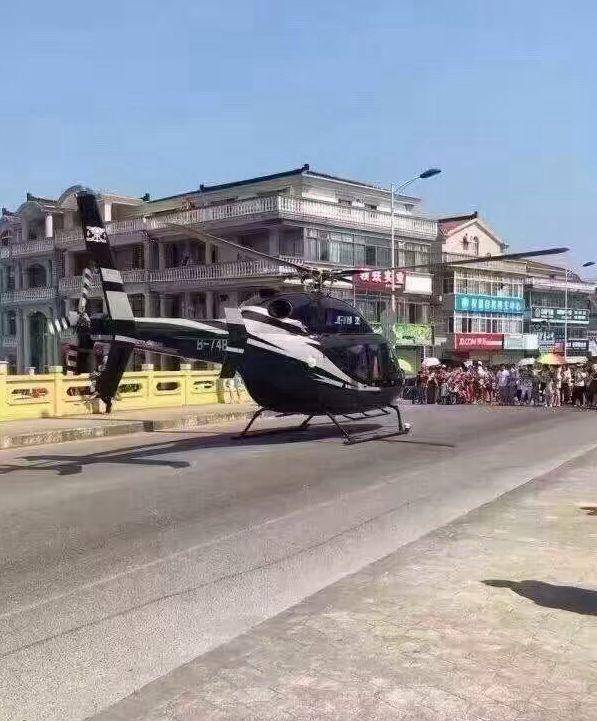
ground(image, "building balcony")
xmin=148 ymin=257 xmax=298 ymax=285
xmin=59 ymin=257 xmax=304 ymax=294
xmin=54 ymin=195 xmax=438 ymax=247
xmin=0 ymin=238 xmax=55 ymax=260
xmin=525 ymin=276 xmax=596 ymax=294
xmin=0 ymin=287 xmax=57 ymax=304
xmin=58 ymin=269 xmax=149 ymax=294
xmin=439 ymin=252 xmax=527 ymax=275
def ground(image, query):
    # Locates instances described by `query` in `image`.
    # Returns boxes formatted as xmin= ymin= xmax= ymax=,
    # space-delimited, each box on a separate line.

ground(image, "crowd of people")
xmin=411 ymin=361 xmax=597 ymax=408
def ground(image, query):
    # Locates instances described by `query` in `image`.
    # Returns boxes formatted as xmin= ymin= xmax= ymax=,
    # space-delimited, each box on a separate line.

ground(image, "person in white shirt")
xmin=497 ymin=366 xmax=510 ymax=405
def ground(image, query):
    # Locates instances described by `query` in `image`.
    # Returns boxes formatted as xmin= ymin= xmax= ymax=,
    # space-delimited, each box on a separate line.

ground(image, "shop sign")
xmin=503 ymin=333 xmax=539 ymax=351
xmin=454 ymin=333 xmax=504 ymax=351
xmin=530 ymin=306 xmax=589 ymax=324
xmin=392 ymin=323 xmax=432 ymax=346
xmin=354 ymin=269 xmax=405 ymax=293
xmin=404 ymin=274 xmax=432 ymax=295
xmin=538 ymin=332 xmax=589 ymax=353
xmin=567 ymin=339 xmax=589 ymax=352
xmin=455 ymin=294 xmax=524 ymax=314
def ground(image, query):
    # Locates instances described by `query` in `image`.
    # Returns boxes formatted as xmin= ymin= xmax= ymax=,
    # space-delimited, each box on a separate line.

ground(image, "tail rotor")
xmin=48 ymin=267 xmax=97 ymax=374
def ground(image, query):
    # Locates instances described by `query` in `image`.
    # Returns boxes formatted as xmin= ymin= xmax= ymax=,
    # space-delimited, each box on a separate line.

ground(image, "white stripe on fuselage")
xmin=136 ymin=317 xmax=227 ymax=335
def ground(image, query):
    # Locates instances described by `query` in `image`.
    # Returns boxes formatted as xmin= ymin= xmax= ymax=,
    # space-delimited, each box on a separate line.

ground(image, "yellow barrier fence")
xmin=0 ymin=362 xmax=251 ymax=421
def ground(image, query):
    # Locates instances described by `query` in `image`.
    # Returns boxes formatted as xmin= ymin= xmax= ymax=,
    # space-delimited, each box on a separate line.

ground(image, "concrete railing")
xmin=0 ymin=238 xmax=55 ymax=258
xmin=0 ymin=363 xmax=249 ymax=421
xmin=149 ymin=258 xmax=294 ymax=283
xmin=59 ymin=257 xmax=304 ymax=292
xmin=54 ymin=194 xmax=438 ymax=246
xmin=439 ymin=252 xmax=527 ymax=275
xmin=59 ymin=269 xmax=149 ymax=293
xmin=0 ymin=287 xmax=56 ymax=303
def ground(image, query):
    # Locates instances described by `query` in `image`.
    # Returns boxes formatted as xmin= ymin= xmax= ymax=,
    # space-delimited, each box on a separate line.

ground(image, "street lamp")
xmin=563 ymin=260 xmax=594 ymax=358
xmin=389 ymin=168 xmax=442 ymax=314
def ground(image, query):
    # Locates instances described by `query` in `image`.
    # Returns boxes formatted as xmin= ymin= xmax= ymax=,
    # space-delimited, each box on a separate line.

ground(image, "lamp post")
xmin=563 ymin=260 xmax=594 ymax=358
xmin=389 ymin=168 xmax=441 ymax=314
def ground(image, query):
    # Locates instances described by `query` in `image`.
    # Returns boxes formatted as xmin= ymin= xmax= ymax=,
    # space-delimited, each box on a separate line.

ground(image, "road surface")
xmin=1 ymin=404 xmax=596 ymax=720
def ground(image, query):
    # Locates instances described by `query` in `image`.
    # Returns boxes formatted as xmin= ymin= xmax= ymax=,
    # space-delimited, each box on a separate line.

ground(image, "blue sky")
xmin=1 ymin=0 xmax=596 ymax=271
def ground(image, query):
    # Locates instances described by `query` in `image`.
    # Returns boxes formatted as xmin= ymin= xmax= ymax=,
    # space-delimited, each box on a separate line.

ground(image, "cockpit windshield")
xmin=323 ymin=336 xmax=404 ymax=387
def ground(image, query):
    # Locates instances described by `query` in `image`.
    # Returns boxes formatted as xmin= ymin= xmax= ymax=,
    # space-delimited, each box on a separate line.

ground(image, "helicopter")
xmin=49 ymin=190 xmax=568 ymax=444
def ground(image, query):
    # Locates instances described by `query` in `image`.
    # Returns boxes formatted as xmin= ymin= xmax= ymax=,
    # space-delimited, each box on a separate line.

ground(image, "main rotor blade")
xmin=165 ymin=223 xmax=316 ymax=275
xmin=330 ymin=246 xmax=570 ymax=278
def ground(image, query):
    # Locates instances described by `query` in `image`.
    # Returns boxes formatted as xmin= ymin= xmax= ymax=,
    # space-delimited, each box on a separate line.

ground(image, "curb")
xmin=0 ymin=408 xmax=257 ymax=450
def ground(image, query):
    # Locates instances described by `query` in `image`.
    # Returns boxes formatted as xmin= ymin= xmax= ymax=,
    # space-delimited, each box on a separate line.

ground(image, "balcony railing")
xmin=54 ymin=195 xmax=438 ymax=246
xmin=438 ymin=252 xmax=527 ymax=275
xmin=149 ymin=258 xmax=297 ymax=283
xmin=11 ymin=238 xmax=55 ymax=257
xmin=526 ymin=277 xmax=596 ymax=294
xmin=0 ymin=287 xmax=56 ymax=303
xmin=58 ymin=269 xmax=149 ymax=293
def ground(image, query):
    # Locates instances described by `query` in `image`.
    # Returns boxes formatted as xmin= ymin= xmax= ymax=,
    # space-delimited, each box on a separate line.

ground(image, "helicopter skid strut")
xmin=234 ymin=405 xmax=410 ymax=445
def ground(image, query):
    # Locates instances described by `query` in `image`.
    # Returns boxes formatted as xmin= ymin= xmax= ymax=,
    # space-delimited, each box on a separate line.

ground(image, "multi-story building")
xmin=432 ymin=212 xmax=532 ymax=363
xmin=0 ymin=165 xmax=436 ymax=372
xmin=524 ymin=261 xmax=594 ymax=356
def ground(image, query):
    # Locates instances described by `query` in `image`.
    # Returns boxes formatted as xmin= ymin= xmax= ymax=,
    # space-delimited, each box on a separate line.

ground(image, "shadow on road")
xmin=0 ymin=415 xmax=458 ymax=477
xmin=0 ymin=420 xmax=387 ymax=476
xmin=483 ymin=579 xmax=597 ymax=616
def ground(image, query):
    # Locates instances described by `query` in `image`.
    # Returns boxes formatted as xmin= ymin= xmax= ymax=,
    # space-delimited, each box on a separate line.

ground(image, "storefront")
xmin=501 ymin=333 xmax=539 ymax=362
xmin=390 ymin=322 xmax=433 ymax=374
xmin=355 ymin=270 xmax=433 ymax=374
xmin=449 ymin=332 xmax=504 ymax=363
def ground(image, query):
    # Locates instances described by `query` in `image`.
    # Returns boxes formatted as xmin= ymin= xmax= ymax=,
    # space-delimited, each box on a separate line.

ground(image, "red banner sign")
xmin=454 ymin=333 xmax=504 ymax=351
xmin=353 ymin=269 xmax=405 ymax=293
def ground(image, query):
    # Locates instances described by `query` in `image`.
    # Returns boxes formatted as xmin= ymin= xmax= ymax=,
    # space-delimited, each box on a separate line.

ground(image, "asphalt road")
xmin=2 ymin=404 xmax=597 ymax=721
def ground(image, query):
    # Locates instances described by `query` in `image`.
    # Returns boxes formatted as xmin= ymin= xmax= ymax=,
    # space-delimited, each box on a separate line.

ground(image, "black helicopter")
xmin=49 ymin=190 xmax=568 ymax=444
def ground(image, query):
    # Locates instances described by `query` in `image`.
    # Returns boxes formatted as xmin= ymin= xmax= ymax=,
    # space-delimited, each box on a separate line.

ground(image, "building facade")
xmin=524 ymin=261 xmax=594 ymax=357
xmin=432 ymin=213 xmax=533 ymax=363
xmin=0 ymin=165 xmax=436 ymax=372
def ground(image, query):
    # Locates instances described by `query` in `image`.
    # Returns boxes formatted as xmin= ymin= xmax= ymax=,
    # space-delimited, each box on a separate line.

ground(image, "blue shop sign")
xmin=454 ymin=294 xmax=525 ymax=314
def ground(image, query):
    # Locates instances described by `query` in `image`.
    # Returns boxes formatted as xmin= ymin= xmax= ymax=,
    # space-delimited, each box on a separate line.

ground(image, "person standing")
xmin=552 ymin=366 xmax=562 ymax=407
xmin=519 ymin=368 xmax=533 ymax=405
xmin=531 ymin=367 xmax=542 ymax=407
xmin=571 ymin=366 xmax=588 ymax=407
xmin=544 ymin=371 xmax=555 ymax=408
xmin=505 ymin=365 xmax=518 ymax=405
xmin=587 ymin=366 xmax=597 ymax=409
xmin=497 ymin=365 xmax=510 ymax=405
xmin=426 ymin=368 xmax=439 ymax=404
xmin=561 ymin=364 xmax=572 ymax=405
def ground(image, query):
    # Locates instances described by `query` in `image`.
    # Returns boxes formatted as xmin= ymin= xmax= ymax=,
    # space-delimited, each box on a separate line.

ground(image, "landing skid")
xmin=234 ymin=405 xmax=411 ymax=445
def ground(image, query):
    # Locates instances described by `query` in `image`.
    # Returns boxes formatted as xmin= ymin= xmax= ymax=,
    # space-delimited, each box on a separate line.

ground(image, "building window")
xmin=365 ymin=246 xmax=376 ymax=266
xmin=27 ymin=264 xmax=47 ymax=288
xmin=338 ymin=198 xmax=352 ymax=207
xmin=5 ymin=311 xmax=16 ymax=335
xmin=129 ymin=294 xmax=145 ymax=317
xmin=280 ymin=228 xmax=304 ymax=258
xmin=318 ymin=237 xmax=330 ymax=262
xmin=132 ymin=246 xmax=144 ymax=269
